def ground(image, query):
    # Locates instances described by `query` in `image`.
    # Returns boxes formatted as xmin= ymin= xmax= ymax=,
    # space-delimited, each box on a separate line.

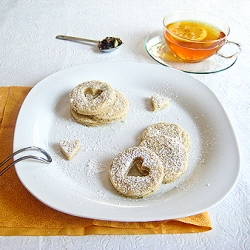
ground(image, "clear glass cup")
xmin=163 ymin=11 xmax=241 ymax=63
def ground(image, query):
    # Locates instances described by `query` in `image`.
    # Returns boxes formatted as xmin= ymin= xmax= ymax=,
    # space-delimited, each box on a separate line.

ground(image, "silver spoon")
xmin=56 ymin=35 xmax=123 ymax=52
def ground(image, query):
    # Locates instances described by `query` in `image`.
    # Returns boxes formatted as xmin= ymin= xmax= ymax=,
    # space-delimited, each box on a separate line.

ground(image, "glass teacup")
xmin=163 ymin=11 xmax=241 ymax=63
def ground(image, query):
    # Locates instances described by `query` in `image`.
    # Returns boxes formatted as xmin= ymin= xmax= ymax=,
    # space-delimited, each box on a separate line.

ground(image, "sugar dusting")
xmin=69 ymin=80 xmax=116 ymax=115
xmin=151 ymin=93 xmax=170 ymax=111
xmin=48 ymin=81 xmax=218 ymax=205
xmin=109 ymin=147 xmax=164 ymax=198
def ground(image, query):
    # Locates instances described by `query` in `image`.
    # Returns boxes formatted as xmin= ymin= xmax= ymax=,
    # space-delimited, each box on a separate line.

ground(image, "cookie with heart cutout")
xmin=109 ymin=146 xmax=164 ymax=198
xmin=70 ymin=91 xmax=129 ymax=126
xmin=69 ymin=80 xmax=116 ymax=115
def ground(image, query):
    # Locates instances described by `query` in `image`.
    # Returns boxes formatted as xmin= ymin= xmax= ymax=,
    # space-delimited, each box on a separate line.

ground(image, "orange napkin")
xmin=0 ymin=86 xmax=212 ymax=236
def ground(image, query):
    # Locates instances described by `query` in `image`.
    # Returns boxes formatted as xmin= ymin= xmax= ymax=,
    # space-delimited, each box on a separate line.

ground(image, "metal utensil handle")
xmin=0 ymin=146 xmax=52 ymax=176
xmin=56 ymin=35 xmax=99 ymax=44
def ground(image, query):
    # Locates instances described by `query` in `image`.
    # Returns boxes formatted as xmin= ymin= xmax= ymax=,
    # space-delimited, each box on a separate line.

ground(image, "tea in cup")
xmin=163 ymin=11 xmax=241 ymax=63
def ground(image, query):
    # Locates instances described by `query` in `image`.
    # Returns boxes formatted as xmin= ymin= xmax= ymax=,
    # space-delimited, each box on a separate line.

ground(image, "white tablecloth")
xmin=1 ymin=0 xmax=249 ymax=249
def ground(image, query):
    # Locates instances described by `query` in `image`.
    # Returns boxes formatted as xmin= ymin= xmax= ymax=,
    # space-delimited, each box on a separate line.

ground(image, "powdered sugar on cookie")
xmin=151 ymin=94 xmax=170 ymax=111
xmin=60 ymin=139 xmax=81 ymax=160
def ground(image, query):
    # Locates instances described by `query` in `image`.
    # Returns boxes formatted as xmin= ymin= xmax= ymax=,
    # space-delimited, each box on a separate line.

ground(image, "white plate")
xmin=14 ymin=63 xmax=240 ymax=222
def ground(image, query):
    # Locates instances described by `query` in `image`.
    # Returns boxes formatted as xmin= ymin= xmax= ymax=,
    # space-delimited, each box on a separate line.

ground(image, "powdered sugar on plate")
xmin=15 ymin=63 xmax=239 ymax=222
xmin=46 ymin=79 xmax=216 ymax=205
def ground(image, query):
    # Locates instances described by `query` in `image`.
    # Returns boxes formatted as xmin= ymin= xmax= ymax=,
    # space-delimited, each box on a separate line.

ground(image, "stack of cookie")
xmin=109 ymin=122 xmax=190 ymax=198
xmin=69 ymin=80 xmax=129 ymax=126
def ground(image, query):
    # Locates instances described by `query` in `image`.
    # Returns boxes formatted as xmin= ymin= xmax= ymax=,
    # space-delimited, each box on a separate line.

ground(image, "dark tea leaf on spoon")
xmin=98 ymin=37 xmax=123 ymax=50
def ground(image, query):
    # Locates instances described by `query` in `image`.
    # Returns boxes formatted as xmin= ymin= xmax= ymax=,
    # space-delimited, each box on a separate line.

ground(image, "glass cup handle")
xmin=217 ymin=41 xmax=242 ymax=59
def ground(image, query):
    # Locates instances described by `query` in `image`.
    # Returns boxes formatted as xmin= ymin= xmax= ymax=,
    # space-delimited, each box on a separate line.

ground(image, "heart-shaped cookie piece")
xmin=151 ymin=94 xmax=170 ymax=111
xmin=60 ymin=139 xmax=81 ymax=160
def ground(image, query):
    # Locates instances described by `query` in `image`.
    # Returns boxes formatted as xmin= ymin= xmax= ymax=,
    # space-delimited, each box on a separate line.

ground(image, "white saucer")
xmin=144 ymin=33 xmax=238 ymax=74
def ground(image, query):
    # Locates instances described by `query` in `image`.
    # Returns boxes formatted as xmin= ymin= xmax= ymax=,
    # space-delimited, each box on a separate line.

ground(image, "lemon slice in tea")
xmin=167 ymin=21 xmax=208 ymax=41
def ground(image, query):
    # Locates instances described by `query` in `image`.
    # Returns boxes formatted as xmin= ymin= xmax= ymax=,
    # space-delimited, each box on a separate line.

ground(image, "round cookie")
xmin=109 ymin=147 xmax=164 ymax=198
xmin=70 ymin=90 xmax=129 ymax=126
xmin=69 ymin=80 xmax=116 ymax=115
xmin=139 ymin=137 xmax=188 ymax=183
xmin=141 ymin=122 xmax=190 ymax=151
xmin=93 ymin=90 xmax=129 ymax=123
xmin=70 ymin=108 xmax=106 ymax=127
